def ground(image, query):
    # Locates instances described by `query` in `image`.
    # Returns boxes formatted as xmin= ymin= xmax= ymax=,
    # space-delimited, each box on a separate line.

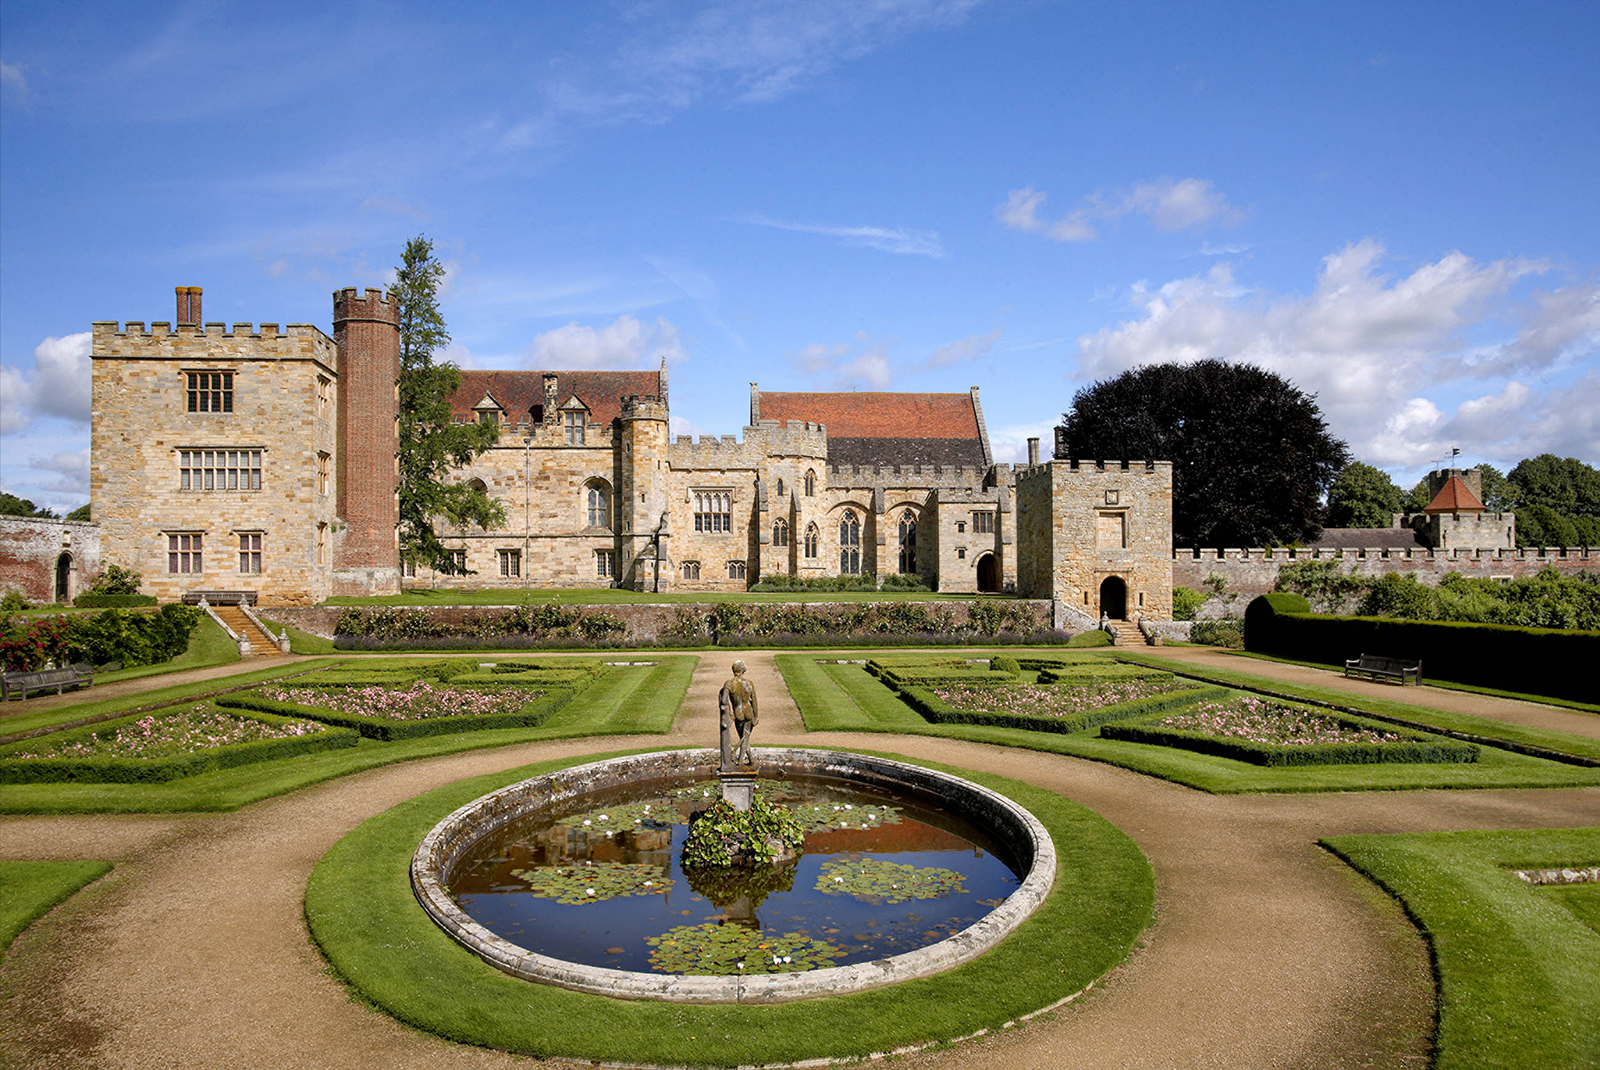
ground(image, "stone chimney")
xmin=175 ymin=286 xmax=202 ymax=326
xmin=1027 ymin=437 xmax=1040 ymax=465
xmin=542 ymin=373 xmax=559 ymax=425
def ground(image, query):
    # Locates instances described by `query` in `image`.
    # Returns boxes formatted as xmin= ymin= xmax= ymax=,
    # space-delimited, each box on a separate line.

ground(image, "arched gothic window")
xmin=839 ymin=510 xmax=861 ymax=574
xmin=586 ymin=481 xmax=611 ymax=529
xmin=772 ymin=517 xmax=789 ymax=547
xmin=804 ymin=469 xmax=816 ymax=496
xmin=897 ymin=511 xmax=917 ymax=574
xmin=804 ymin=523 xmax=819 ymax=559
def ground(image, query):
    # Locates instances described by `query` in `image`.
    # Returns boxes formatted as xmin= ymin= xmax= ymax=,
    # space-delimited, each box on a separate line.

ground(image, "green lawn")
xmin=305 ymin=750 xmax=1153 ymax=1067
xmin=1323 ymin=828 xmax=1600 ymax=1069
xmin=326 ymin=586 xmax=987 ymax=606
xmin=0 ymin=860 xmax=113 ymax=953
xmin=1113 ymin=650 xmax=1600 ymax=764
xmin=0 ymin=656 xmax=695 ymax=814
xmin=777 ymin=653 xmax=1600 ymax=793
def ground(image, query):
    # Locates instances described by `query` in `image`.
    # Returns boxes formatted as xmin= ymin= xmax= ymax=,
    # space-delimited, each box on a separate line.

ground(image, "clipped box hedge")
xmin=1035 ymin=664 xmax=1174 ymax=686
xmin=868 ymin=665 xmax=1018 ymax=690
xmin=0 ymin=707 xmax=357 ymax=784
xmin=1100 ymin=709 xmax=1481 ymax=767
xmin=899 ymin=683 xmax=1226 ymax=735
xmin=1244 ymin=593 xmax=1600 ymax=703
xmin=216 ymin=685 xmax=577 ymax=742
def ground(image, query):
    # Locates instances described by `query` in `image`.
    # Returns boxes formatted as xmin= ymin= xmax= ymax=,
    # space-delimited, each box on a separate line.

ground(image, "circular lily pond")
xmin=446 ymin=775 xmax=1023 ymax=975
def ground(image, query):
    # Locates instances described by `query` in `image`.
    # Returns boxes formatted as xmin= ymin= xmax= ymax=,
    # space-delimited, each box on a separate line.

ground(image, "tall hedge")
xmin=1244 ymin=594 xmax=1599 ymax=703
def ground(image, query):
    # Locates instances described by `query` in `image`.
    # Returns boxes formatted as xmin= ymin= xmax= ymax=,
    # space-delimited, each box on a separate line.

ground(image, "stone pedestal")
xmin=719 ymin=769 xmax=757 ymax=812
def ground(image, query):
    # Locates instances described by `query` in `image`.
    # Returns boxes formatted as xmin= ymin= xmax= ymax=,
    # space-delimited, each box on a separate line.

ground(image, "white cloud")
xmin=738 ymin=215 xmax=944 ymax=257
xmin=528 ymin=315 xmax=685 ymax=369
xmin=1 ymin=62 xmax=25 ymax=94
xmin=1071 ymin=241 xmax=1596 ymax=469
xmin=928 ymin=327 xmax=1003 ymax=368
xmin=1 ymin=332 xmax=93 ymax=434
xmin=997 ymin=177 xmax=1241 ymax=242
xmin=987 ymin=422 xmax=1055 ymax=464
xmin=27 ymin=449 xmax=91 ymax=499
xmin=669 ymin=415 xmax=706 ymax=439
xmin=790 ymin=334 xmax=892 ymax=389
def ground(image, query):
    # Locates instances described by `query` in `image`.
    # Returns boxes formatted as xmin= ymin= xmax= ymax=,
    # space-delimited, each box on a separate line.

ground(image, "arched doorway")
xmin=1099 ymin=576 xmax=1127 ymax=619
xmin=55 ymin=553 xmax=72 ymax=604
xmin=975 ymin=552 xmax=999 ymax=593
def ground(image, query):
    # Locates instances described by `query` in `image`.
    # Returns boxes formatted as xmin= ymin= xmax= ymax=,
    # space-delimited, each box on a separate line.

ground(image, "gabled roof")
xmin=1307 ymin=527 xmax=1429 ymax=551
xmin=759 ymin=390 xmax=990 ymax=468
xmin=449 ymin=370 xmax=662 ymax=426
xmin=1423 ymin=475 xmax=1487 ymax=514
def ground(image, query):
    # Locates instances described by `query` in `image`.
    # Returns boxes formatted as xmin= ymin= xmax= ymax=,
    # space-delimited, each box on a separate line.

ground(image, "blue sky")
xmin=3 ymin=0 xmax=1596 ymax=515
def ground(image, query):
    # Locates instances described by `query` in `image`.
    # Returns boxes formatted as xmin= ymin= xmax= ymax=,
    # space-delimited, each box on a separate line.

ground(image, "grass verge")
xmin=778 ymin=653 xmax=1600 ymax=793
xmin=304 ymin=749 xmax=1152 ymax=1067
xmin=0 ymin=657 xmax=694 ymax=814
xmin=1322 ymin=828 xmax=1600 ymax=1069
xmin=0 ymin=860 xmax=113 ymax=953
xmin=1112 ymin=650 xmax=1600 ymax=764
xmin=1230 ymin=649 xmax=1600 ymax=715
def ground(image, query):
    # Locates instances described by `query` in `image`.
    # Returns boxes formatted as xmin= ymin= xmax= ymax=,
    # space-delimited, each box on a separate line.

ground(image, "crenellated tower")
xmin=332 ymin=287 xmax=401 ymax=595
xmin=618 ymin=394 xmax=672 ymax=590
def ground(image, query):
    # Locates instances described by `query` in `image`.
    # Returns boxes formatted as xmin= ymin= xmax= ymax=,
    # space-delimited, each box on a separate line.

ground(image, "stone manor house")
xmin=71 ymin=285 xmax=1174 ymax=618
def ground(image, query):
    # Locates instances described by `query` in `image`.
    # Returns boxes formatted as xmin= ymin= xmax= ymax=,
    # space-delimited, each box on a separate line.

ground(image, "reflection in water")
xmin=449 ymin=775 xmax=1020 ymax=973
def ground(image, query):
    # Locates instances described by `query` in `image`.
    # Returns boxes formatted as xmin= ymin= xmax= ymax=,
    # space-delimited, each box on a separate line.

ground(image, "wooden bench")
xmin=1344 ymin=654 xmax=1422 ymax=686
xmin=1 ymin=663 xmax=95 ymax=701
xmin=181 ymin=590 xmax=257 ymax=606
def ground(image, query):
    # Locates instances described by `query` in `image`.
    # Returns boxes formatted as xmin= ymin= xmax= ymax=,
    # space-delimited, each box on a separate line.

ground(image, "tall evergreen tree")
xmin=1056 ymin=360 xmax=1349 ymax=548
xmin=393 ymin=236 xmax=504 ymax=573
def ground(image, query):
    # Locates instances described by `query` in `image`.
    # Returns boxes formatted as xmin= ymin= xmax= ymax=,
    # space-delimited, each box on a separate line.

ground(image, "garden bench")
xmin=1 ymin=663 xmax=94 ymax=701
xmin=181 ymin=590 xmax=257 ymax=606
xmin=1344 ymin=654 xmax=1422 ymax=686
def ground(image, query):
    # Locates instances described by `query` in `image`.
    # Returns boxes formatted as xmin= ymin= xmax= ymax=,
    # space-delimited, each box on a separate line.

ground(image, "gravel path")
xmin=2 ymin=650 xmax=1595 ymax=1069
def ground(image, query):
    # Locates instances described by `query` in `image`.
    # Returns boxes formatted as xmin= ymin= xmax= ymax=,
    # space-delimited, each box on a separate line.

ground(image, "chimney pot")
xmin=1027 ymin=437 xmax=1040 ymax=465
xmin=175 ymin=286 xmax=203 ymax=326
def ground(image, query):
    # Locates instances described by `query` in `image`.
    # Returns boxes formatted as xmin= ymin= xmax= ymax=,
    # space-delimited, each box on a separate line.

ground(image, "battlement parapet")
xmin=620 ymin=394 xmax=668 ymax=421
xmin=666 ymin=418 xmax=828 ymax=470
xmin=1173 ymin=546 xmax=1595 ymax=563
xmin=91 ymin=319 xmax=335 ymax=362
xmin=332 ymin=287 xmax=398 ymax=324
xmin=1059 ymin=458 xmax=1170 ymax=473
xmin=826 ymin=463 xmax=987 ymax=488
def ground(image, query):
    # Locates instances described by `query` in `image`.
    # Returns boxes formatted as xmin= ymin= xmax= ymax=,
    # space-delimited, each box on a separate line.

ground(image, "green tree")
xmin=1473 ymin=464 xmax=1518 ymax=511
xmin=0 ymin=493 xmax=57 ymax=518
xmin=1400 ymin=477 xmax=1431 ymax=513
xmin=65 ymin=504 xmax=91 ymax=521
xmin=393 ymin=236 xmax=504 ymax=573
xmin=1324 ymin=462 xmax=1402 ymax=528
xmin=1056 ymin=360 xmax=1349 ymax=548
xmin=1507 ymin=454 xmax=1600 ymax=517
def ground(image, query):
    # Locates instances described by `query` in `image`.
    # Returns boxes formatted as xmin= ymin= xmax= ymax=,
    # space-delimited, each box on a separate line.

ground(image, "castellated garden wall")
xmin=1173 ymin=545 xmax=1600 ymax=602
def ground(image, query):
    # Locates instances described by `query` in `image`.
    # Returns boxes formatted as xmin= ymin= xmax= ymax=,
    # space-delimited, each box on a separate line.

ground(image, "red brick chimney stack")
xmin=175 ymin=286 xmax=202 ymax=326
xmin=332 ymin=287 xmax=400 ymax=575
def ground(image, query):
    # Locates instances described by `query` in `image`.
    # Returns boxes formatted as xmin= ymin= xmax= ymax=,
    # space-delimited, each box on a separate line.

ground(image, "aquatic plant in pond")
xmin=1153 ymin=696 xmax=1408 ymax=746
xmin=932 ymin=679 xmax=1183 ymax=719
xmin=510 ymin=861 xmax=673 ymax=905
xmin=817 ymin=859 xmax=967 ymax=904
xmin=554 ymin=800 xmax=681 ymax=831
xmin=788 ymin=800 xmax=902 ymax=834
xmin=4 ymin=706 xmax=327 ymax=761
xmin=261 ymin=680 xmax=535 ymax=721
xmin=645 ymin=923 xmax=845 ymax=975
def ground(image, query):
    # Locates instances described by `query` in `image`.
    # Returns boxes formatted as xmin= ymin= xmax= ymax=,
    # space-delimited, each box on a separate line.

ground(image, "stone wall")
xmin=1173 ymin=545 xmax=1600 ymax=601
xmin=1016 ymin=460 xmax=1174 ymax=619
xmin=91 ymin=322 xmax=340 ymax=605
xmin=0 ymin=517 xmax=102 ymax=603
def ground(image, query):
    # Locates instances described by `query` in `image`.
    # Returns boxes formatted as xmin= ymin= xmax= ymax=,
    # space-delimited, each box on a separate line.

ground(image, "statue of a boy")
xmin=719 ymin=660 xmax=759 ymax=769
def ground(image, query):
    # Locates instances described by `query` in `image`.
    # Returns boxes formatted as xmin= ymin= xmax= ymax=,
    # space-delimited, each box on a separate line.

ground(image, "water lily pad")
xmin=645 ymin=922 xmax=844 ymax=974
xmin=552 ymin=800 xmax=681 ymax=829
xmin=788 ymin=800 xmax=902 ymax=834
xmin=816 ymin=858 xmax=967 ymax=904
xmin=511 ymin=861 xmax=672 ymax=904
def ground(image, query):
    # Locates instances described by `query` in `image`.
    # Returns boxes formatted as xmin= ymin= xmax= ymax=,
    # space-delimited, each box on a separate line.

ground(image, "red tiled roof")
xmin=1423 ymin=475 xmax=1486 ymax=514
xmin=450 ymin=369 xmax=662 ymax=426
xmin=760 ymin=391 xmax=981 ymax=440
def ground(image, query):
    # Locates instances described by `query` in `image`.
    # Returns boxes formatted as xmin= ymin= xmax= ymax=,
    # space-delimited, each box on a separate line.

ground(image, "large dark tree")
xmin=1325 ymin=462 xmax=1402 ymax=528
xmin=1507 ymin=454 xmax=1600 ymax=517
xmin=1056 ymin=360 xmax=1349 ymax=548
xmin=394 ymin=236 xmax=504 ymax=573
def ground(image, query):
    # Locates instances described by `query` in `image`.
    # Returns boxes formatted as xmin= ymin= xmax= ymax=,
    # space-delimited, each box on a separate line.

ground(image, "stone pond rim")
xmin=410 ymin=747 xmax=1058 ymax=1003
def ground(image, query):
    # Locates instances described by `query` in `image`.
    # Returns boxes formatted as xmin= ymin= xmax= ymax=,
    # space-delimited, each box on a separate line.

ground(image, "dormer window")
xmin=471 ymin=391 xmax=504 ymax=427
xmin=559 ymin=395 xmax=590 ymax=445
